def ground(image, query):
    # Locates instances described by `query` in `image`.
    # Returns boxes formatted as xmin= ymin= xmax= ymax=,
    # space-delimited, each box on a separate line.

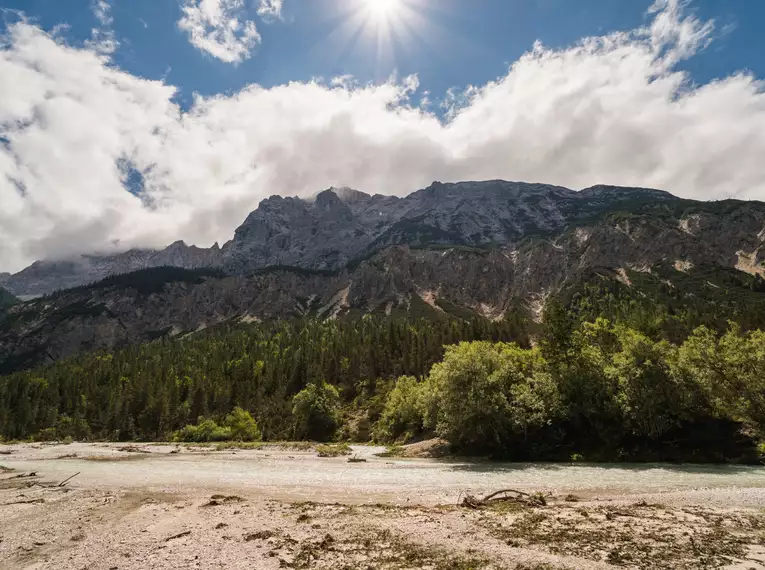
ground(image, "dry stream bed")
xmin=1 ymin=442 xmax=765 ymax=569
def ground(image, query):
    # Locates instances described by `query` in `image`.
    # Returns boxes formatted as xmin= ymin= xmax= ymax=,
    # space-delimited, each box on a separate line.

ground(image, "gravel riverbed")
xmin=1 ymin=442 xmax=764 ymax=569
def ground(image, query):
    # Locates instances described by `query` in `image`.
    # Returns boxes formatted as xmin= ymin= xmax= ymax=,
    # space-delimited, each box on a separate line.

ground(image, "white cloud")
xmin=257 ymin=0 xmax=283 ymax=20
xmin=177 ymin=0 xmax=261 ymax=64
xmin=91 ymin=0 xmax=113 ymax=26
xmin=86 ymin=0 xmax=118 ymax=54
xmin=1 ymin=0 xmax=765 ymax=272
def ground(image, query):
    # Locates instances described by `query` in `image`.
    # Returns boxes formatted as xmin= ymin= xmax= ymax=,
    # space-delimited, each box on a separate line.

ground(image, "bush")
xmin=292 ymin=381 xmax=340 ymax=442
xmin=427 ymin=342 xmax=561 ymax=455
xmin=315 ymin=443 xmax=352 ymax=457
xmin=172 ymin=418 xmax=232 ymax=442
xmin=373 ymin=376 xmax=428 ymax=442
xmin=34 ymin=415 xmax=90 ymax=442
xmin=34 ymin=427 xmax=58 ymax=442
xmin=171 ymin=408 xmax=262 ymax=443
xmin=224 ymin=407 xmax=262 ymax=442
xmin=55 ymin=414 xmax=91 ymax=441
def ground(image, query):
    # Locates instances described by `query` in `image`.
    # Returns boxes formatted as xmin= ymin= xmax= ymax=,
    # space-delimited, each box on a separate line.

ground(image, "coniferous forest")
xmin=1 ymin=277 xmax=764 ymax=463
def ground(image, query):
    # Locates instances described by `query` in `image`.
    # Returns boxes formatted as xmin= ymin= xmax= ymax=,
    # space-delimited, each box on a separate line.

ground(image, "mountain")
xmin=3 ymin=181 xmax=681 ymax=298
xmin=0 ymin=287 xmax=18 ymax=311
xmin=1 ymin=241 xmax=221 ymax=299
xmin=1 ymin=180 xmax=764 ymax=372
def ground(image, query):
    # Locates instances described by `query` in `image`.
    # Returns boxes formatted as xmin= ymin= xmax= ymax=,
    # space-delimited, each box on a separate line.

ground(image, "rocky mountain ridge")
xmin=1 ymin=180 xmax=764 ymax=372
xmin=1 ymin=180 xmax=765 ymax=373
xmin=2 ymin=181 xmax=679 ymax=298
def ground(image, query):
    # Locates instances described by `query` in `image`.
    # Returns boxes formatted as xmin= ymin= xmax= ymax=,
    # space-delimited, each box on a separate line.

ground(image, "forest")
xmin=0 ymin=276 xmax=764 ymax=463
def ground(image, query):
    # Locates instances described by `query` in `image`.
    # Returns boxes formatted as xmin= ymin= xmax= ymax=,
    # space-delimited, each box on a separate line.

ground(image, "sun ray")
xmin=305 ymin=0 xmax=469 ymax=85
xmin=366 ymin=0 xmax=403 ymax=22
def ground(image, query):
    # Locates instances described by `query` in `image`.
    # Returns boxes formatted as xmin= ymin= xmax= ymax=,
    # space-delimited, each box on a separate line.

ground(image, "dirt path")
xmin=1 ymin=443 xmax=764 ymax=569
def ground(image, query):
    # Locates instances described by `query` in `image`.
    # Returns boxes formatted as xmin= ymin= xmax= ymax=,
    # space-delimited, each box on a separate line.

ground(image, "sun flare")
xmin=365 ymin=0 xmax=403 ymax=21
xmin=318 ymin=0 xmax=435 ymax=80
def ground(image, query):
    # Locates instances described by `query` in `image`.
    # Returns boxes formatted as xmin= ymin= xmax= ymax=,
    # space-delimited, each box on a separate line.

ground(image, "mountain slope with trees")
xmin=1 ymin=181 xmax=764 ymax=462
xmin=1 ymin=290 xmax=764 ymax=463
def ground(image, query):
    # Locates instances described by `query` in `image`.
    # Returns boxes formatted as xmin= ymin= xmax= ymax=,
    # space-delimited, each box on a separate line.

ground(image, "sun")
xmin=365 ymin=0 xmax=403 ymax=21
xmin=315 ymin=0 xmax=442 ymax=81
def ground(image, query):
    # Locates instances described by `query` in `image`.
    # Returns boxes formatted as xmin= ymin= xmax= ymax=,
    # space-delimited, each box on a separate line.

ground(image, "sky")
xmin=1 ymin=0 xmax=765 ymax=272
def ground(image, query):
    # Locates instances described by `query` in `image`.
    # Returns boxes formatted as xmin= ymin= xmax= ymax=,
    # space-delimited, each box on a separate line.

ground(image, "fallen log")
xmin=460 ymin=489 xmax=548 ymax=508
xmin=57 ymin=472 xmax=80 ymax=487
xmin=164 ymin=530 xmax=191 ymax=542
xmin=9 ymin=472 xmax=37 ymax=479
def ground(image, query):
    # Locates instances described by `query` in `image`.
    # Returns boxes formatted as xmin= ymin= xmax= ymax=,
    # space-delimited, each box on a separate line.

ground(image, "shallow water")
xmin=7 ymin=445 xmax=765 ymax=505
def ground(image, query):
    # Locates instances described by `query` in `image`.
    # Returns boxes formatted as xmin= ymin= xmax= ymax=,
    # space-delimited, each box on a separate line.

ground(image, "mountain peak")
xmin=315 ymin=188 xmax=343 ymax=206
xmin=331 ymin=186 xmax=371 ymax=203
xmin=8 ymin=179 xmax=764 ymax=299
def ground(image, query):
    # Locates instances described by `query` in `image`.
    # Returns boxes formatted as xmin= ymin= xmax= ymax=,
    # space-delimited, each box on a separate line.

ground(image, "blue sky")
xmin=4 ymin=0 xmax=762 ymax=110
xmin=1 ymin=0 xmax=765 ymax=271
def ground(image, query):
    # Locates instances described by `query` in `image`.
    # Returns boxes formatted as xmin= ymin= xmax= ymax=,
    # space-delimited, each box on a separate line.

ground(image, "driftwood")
xmin=118 ymin=445 xmax=150 ymax=454
xmin=9 ymin=472 xmax=37 ymax=479
xmin=460 ymin=489 xmax=548 ymax=509
xmin=2 ymin=498 xmax=45 ymax=506
xmin=202 ymin=494 xmax=244 ymax=507
xmin=164 ymin=530 xmax=191 ymax=542
xmin=347 ymin=455 xmax=367 ymax=463
xmin=57 ymin=472 xmax=80 ymax=487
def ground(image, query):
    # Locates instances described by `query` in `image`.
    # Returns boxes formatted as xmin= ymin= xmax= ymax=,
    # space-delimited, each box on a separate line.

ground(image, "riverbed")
xmin=4 ymin=442 xmax=765 ymax=506
xmin=1 ymin=442 xmax=764 ymax=569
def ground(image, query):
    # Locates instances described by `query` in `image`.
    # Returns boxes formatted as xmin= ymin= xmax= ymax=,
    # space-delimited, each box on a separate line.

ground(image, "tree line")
xmin=378 ymin=311 xmax=764 ymax=462
xmin=0 ymin=317 xmax=526 ymax=443
xmin=0 ymin=293 xmax=763 ymax=462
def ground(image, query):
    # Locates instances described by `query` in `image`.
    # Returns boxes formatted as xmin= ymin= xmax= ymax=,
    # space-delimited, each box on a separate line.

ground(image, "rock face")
xmin=2 ymin=242 xmax=221 ymax=299
xmin=2 ymin=181 xmax=677 ymax=297
xmin=0 ymin=287 xmax=16 ymax=311
xmin=1 ymin=180 xmax=765 ymax=371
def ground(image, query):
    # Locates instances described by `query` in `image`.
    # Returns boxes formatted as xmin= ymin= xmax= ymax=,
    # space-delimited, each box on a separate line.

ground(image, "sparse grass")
xmin=172 ymin=441 xmax=317 ymax=451
xmin=477 ymin=502 xmax=761 ymax=569
xmin=315 ymin=443 xmax=352 ymax=457
xmin=214 ymin=441 xmax=267 ymax=451
xmin=286 ymin=528 xmax=490 ymax=570
xmin=484 ymin=499 xmax=530 ymax=515
xmin=80 ymin=455 xmax=149 ymax=462
xmin=375 ymin=444 xmax=405 ymax=458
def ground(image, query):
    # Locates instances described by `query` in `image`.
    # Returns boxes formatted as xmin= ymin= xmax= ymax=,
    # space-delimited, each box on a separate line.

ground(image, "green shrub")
xmin=172 ymin=418 xmax=232 ymax=442
xmin=171 ymin=408 xmax=262 ymax=443
xmin=373 ymin=375 xmax=428 ymax=442
xmin=224 ymin=407 xmax=262 ymax=442
xmin=315 ymin=443 xmax=351 ymax=457
xmin=34 ymin=415 xmax=90 ymax=442
xmin=55 ymin=414 xmax=91 ymax=441
xmin=292 ymin=381 xmax=340 ymax=442
xmin=427 ymin=342 xmax=561 ymax=455
xmin=34 ymin=427 xmax=58 ymax=442
xmin=375 ymin=444 xmax=405 ymax=458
